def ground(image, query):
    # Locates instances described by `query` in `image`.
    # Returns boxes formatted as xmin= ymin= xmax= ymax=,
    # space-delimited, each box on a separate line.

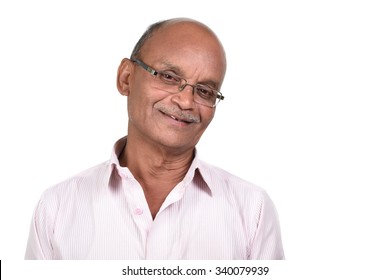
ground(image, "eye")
xmin=196 ymin=85 xmax=217 ymax=100
xmin=158 ymin=71 xmax=181 ymax=84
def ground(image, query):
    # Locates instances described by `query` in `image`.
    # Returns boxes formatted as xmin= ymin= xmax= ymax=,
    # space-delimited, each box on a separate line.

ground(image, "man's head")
xmin=117 ymin=18 xmax=226 ymax=154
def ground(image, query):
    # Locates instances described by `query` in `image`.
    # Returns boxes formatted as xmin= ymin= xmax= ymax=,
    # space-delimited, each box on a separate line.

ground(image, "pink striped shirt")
xmin=25 ymin=137 xmax=284 ymax=259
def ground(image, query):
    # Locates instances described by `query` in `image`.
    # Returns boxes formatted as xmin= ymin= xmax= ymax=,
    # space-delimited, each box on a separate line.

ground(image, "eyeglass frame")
xmin=131 ymin=58 xmax=225 ymax=107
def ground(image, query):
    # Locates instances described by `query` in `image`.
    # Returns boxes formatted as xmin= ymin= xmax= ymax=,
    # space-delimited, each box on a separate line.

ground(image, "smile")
xmin=168 ymin=114 xmax=192 ymax=123
xmin=161 ymin=112 xmax=196 ymax=125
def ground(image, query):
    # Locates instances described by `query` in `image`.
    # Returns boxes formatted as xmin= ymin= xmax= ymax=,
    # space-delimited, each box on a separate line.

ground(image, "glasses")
xmin=131 ymin=58 xmax=224 ymax=107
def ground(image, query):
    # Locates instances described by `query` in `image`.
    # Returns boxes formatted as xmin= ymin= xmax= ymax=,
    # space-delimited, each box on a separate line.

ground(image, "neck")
xmin=119 ymin=134 xmax=194 ymax=219
xmin=120 ymin=144 xmax=194 ymax=185
xmin=120 ymin=133 xmax=194 ymax=179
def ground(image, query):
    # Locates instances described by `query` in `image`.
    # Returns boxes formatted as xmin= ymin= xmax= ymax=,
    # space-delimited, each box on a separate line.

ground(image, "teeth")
xmin=166 ymin=113 xmax=192 ymax=123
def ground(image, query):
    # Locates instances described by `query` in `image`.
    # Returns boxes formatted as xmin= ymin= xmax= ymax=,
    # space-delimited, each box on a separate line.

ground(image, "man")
xmin=25 ymin=18 xmax=284 ymax=259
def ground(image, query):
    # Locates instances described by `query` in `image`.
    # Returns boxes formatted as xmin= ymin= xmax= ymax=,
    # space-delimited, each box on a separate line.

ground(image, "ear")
xmin=117 ymin=58 xmax=134 ymax=96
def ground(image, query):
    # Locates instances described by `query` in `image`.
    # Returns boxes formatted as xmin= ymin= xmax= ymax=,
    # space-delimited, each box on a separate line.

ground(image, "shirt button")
xmin=134 ymin=208 xmax=143 ymax=215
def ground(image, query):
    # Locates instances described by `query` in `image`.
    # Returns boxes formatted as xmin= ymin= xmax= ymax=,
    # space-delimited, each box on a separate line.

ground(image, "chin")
xmin=157 ymin=137 xmax=198 ymax=152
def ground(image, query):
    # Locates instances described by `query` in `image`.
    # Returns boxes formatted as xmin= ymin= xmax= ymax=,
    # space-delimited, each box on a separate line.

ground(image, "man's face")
xmin=124 ymin=22 xmax=226 ymax=154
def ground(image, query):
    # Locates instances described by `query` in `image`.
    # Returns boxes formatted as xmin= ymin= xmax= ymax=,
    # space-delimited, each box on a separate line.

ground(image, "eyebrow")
xmin=158 ymin=60 xmax=220 ymax=89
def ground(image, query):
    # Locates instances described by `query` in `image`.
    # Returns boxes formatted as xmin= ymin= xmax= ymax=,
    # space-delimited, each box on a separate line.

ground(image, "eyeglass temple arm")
xmin=131 ymin=59 xmax=158 ymax=76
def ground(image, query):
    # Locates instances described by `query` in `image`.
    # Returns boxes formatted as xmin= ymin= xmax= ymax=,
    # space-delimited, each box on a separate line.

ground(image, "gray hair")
xmin=130 ymin=19 xmax=171 ymax=59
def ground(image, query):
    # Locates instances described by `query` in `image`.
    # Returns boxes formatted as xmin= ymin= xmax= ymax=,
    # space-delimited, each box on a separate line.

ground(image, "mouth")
xmin=164 ymin=112 xmax=194 ymax=124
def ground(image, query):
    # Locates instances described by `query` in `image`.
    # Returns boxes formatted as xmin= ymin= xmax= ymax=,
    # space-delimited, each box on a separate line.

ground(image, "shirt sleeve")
xmin=25 ymin=192 xmax=57 ymax=260
xmin=249 ymin=192 xmax=285 ymax=260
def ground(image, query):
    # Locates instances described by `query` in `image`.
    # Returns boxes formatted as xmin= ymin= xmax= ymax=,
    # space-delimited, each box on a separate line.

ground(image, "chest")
xmin=52 ymin=189 xmax=251 ymax=259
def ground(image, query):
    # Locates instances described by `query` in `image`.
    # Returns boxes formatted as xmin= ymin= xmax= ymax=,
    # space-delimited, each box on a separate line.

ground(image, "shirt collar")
xmin=107 ymin=136 xmax=214 ymax=195
xmin=109 ymin=136 xmax=127 ymax=168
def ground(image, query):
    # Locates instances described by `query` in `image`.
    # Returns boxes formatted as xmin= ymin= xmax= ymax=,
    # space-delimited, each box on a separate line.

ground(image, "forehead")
xmin=139 ymin=21 xmax=226 ymax=80
xmin=145 ymin=20 xmax=219 ymax=48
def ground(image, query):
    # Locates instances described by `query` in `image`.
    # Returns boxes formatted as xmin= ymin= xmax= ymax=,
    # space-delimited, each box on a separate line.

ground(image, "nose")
xmin=171 ymin=83 xmax=196 ymax=109
xmin=179 ymin=83 xmax=195 ymax=93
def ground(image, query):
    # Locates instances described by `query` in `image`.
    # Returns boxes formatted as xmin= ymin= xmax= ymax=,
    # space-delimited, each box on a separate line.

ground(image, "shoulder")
xmin=197 ymin=160 xmax=281 ymax=232
xmin=38 ymin=161 xmax=110 ymax=207
xmin=198 ymin=160 xmax=270 ymax=200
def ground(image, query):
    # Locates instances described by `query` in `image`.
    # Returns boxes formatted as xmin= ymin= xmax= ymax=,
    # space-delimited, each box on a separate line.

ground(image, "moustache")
xmin=154 ymin=103 xmax=200 ymax=123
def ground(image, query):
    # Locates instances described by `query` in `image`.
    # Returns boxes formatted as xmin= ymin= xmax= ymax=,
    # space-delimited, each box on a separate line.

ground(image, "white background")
xmin=1 ymin=0 xmax=389 ymax=278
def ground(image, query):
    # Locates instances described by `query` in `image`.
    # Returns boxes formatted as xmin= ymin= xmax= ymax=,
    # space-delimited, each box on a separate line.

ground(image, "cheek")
xmin=127 ymin=86 xmax=168 ymax=122
xmin=126 ymin=91 xmax=147 ymax=123
xmin=201 ymin=108 xmax=215 ymax=126
xmin=193 ymin=109 xmax=215 ymax=138
xmin=127 ymin=82 xmax=150 ymax=115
